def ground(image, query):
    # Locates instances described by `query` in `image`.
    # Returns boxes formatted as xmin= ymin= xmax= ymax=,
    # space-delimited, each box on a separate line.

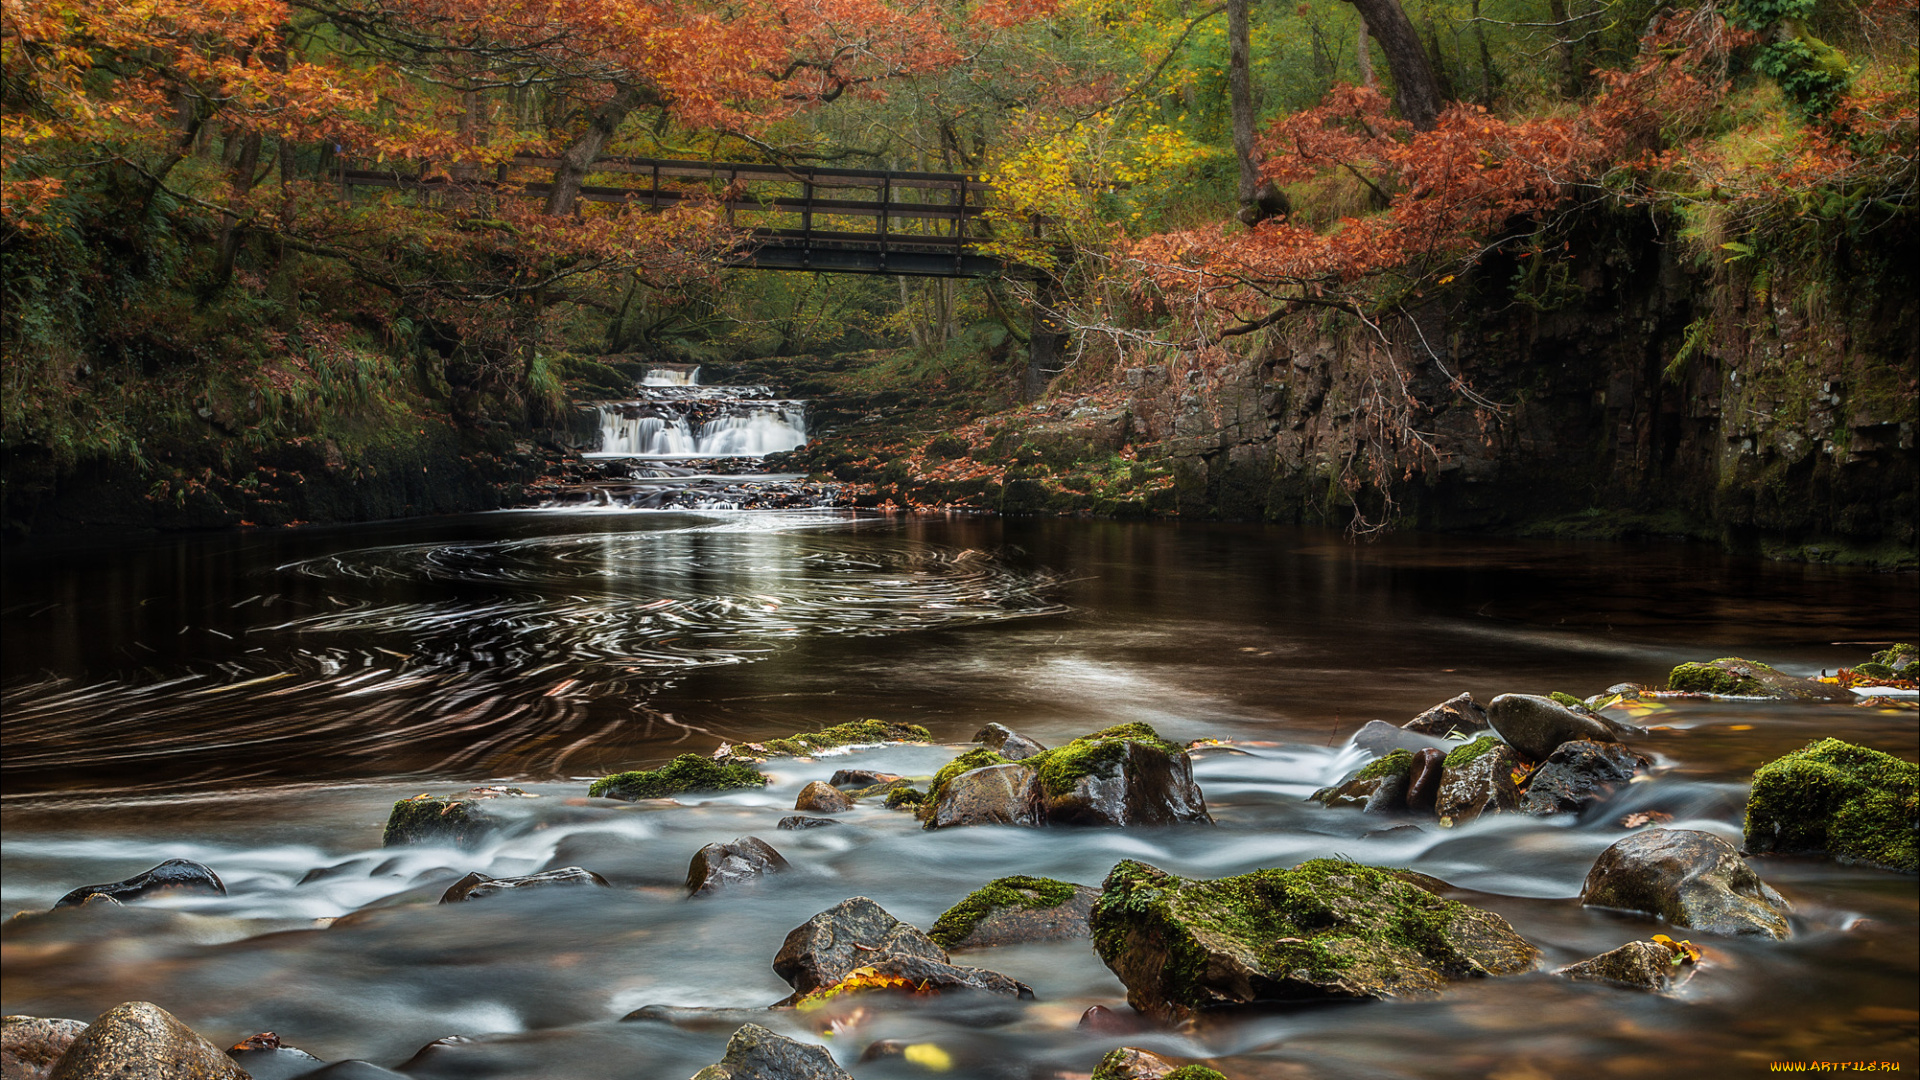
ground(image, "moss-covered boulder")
xmin=1744 ymin=738 xmax=1918 ymax=872
xmin=1311 ymin=750 xmax=1414 ymax=813
xmin=382 ymin=786 xmax=539 ymax=847
xmin=718 ymin=720 xmax=932 ymax=762
xmin=921 ymin=724 xmax=1211 ymax=829
xmin=589 ymin=755 xmax=767 ymax=801
xmin=1667 ymin=658 xmax=1850 ymax=701
xmin=1088 ymin=859 xmax=1538 ymax=1019
xmin=1579 ymin=829 xmax=1792 ymax=938
xmin=1434 ymin=737 xmax=1522 ymax=824
xmin=927 ymin=876 xmax=1098 ymax=949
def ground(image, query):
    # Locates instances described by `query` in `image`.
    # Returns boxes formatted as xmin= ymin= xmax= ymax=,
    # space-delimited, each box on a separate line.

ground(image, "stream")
xmin=3 ymin=511 xmax=1916 ymax=1079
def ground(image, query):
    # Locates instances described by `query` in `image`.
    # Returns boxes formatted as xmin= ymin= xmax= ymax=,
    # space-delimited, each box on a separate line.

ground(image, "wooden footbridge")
xmin=338 ymin=154 xmax=1052 ymax=279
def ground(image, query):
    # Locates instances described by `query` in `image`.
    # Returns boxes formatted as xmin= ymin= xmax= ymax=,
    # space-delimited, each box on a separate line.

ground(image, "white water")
xmin=591 ymin=405 xmax=808 ymax=458
xmin=642 ymin=366 xmax=701 ymax=386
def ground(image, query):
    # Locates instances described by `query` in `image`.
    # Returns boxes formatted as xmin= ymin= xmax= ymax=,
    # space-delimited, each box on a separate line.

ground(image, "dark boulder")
xmin=777 ymin=816 xmax=840 ymax=831
xmin=1089 ymin=859 xmax=1539 ymax=1020
xmin=1403 ymin=693 xmax=1490 ymax=737
xmin=1556 ymin=940 xmax=1696 ymax=992
xmin=793 ymin=782 xmax=853 ymax=814
xmin=827 ymin=770 xmax=901 ymax=788
xmin=1406 ymin=748 xmax=1446 ymax=814
xmin=926 ymin=876 xmax=1098 ymax=949
xmin=923 ymin=763 xmax=1044 ymax=829
xmin=1434 ymin=737 xmax=1523 ymax=824
xmin=1580 ymin=829 xmax=1792 ymax=938
xmin=45 ymin=1002 xmax=245 ymax=1080
xmin=3 ymin=1017 xmax=88 ymax=1080
xmin=1312 ymin=750 xmax=1414 ymax=813
xmin=1667 ymin=658 xmax=1852 ymax=701
xmin=382 ymin=786 xmax=541 ymax=847
xmin=1031 ymin=725 xmax=1211 ymax=826
xmin=589 ymin=756 xmax=767 ymax=802
xmin=1743 ymin=738 xmax=1917 ymax=872
xmin=690 ymin=1024 xmax=850 ymax=1080
xmin=1520 ymin=740 xmax=1650 ymax=817
xmin=55 ymin=859 xmax=225 ymax=909
xmin=686 ymin=838 xmax=791 ymax=897
xmin=1487 ymin=694 xmax=1639 ymax=763
xmin=771 ymin=897 xmax=1031 ymax=1004
xmin=972 ymin=722 xmax=1048 ymax=761
xmin=1351 ymin=720 xmax=1453 ymax=759
xmin=440 ymin=866 xmax=610 ymax=903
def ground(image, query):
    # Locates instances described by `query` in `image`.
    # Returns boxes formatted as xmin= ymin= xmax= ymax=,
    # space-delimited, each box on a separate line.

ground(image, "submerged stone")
xmin=1089 ymin=1047 xmax=1180 ymax=1080
xmin=589 ymin=756 xmax=768 ymax=801
xmin=1088 ymin=859 xmax=1538 ymax=1020
xmin=1351 ymin=719 xmax=1453 ymax=759
xmin=45 ymin=1002 xmax=245 ymax=1080
xmin=926 ymin=875 xmax=1097 ymax=949
xmin=1580 ymin=829 xmax=1792 ymax=938
xmin=54 ymin=859 xmax=225 ymax=908
xmin=1402 ymin=693 xmax=1490 ymax=737
xmin=1744 ymin=738 xmax=1917 ymax=872
xmin=382 ymin=786 xmax=538 ymax=847
xmin=1666 ymin=658 xmax=1850 ymax=701
xmin=1556 ymin=940 xmax=1695 ymax=993
xmin=777 ymin=816 xmax=840 ymax=831
xmin=440 ymin=866 xmax=609 ymax=903
xmin=690 ymin=1024 xmax=851 ymax=1080
xmin=686 ymin=837 xmax=791 ymax=897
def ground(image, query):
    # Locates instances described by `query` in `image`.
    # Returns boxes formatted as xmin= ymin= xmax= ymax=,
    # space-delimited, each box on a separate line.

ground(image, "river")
xmin=3 ymin=511 xmax=1916 ymax=1078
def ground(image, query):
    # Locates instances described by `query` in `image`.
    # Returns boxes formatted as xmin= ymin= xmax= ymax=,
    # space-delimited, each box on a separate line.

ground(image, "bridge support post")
xmin=1024 ymin=278 xmax=1066 ymax=402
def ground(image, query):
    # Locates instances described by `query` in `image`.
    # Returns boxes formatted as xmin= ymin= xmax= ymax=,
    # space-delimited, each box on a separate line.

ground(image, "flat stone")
xmin=45 ymin=1002 xmax=245 ymax=1080
xmin=690 ymin=1024 xmax=850 ymax=1080
xmin=793 ymin=782 xmax=852 ymax=814
xmin=826 ymin=770 xmax=901 ymax=788
xmin=439 ymin=866 xmax=609 ymax=903
xmin=3 ymin=1017 xmax=88 ymax=1080
xmin=1580 ymin=829 xmax=1792 ymax=939
xmin=686 ymin=838 xmax=790 ymax=897
xmin=55 ymin=860 xmax=224 ymax=908
xmin=1403 ymin=693 xmax=1490 ymax=737
xmin=226 ymin=1045 xmax=328 ymax=1080
xmin=1556 ymin=940 xmax=1694 ymax=992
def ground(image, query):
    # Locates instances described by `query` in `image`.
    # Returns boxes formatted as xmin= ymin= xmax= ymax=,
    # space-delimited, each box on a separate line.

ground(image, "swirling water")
xmin=2 ymin=512 xmax=1915 ymax=1079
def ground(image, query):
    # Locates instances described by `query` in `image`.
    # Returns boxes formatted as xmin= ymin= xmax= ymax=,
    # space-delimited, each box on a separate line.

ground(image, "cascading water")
xmin=589 ymin=367 xmax=808 ymax=459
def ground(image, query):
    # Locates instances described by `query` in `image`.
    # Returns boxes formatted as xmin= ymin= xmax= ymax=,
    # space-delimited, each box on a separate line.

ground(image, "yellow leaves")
xmin=903 ymin=1044 xmax=952 ymax=1071
xmin=1651 ymin=934 xmax=1702 ymax=964
xmin=793 ymin=966 xmax=932 ymax=1011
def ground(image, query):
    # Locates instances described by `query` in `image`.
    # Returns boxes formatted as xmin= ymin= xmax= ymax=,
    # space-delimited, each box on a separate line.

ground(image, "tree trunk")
xmin=1025 ymin=280 xmax=1065 ymax=401
xmin=1544 ymin=0 xmax=1581 ymax=97
xmin=1471 ymin=0 xmax=1497 ymax=103
xmin=1228 ymin=0 xmax=1259 ymax=208
xmin=1344 ymin=0 xmax=1443 ymax=129
xmin=1357 ymin=21 xmax=1375 ymax=87
xmin=214 ymin=131 xmax=263 ymax=286
xmin=544 ymin=84 xmax=655 ymax=217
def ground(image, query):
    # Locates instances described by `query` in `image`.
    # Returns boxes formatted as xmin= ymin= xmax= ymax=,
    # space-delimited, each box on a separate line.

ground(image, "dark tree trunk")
xmin=1228 ymin=0 xmax=1259 ymax=207
xmin=214 ymin=131 xmax=263 ymax=286
xmin=544 ymin=84 xmax=656 ymax=217
xmin=1344 ymin=0 xmax=1444 ymax=129
xmin=1025 ymin=280 xmax=1066 ymax=402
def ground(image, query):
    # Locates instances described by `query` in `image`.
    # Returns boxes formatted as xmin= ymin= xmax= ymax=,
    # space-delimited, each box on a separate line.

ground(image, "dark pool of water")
xmin=3 ymin=512 xmax=1916 ymax=1078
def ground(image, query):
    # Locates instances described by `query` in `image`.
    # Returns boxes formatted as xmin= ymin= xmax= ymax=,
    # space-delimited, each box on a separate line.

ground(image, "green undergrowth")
xmin=928 ymin=875 xmax=1081 ymax=949
xmin=589 ymin=755 xmax=768 ymax=800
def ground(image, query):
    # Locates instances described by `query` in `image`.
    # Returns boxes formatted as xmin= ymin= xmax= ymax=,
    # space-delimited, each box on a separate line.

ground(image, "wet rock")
xmin=3 ymin=1017 xmax=88 ymax=1080
xmin=1077 ymin=1005 xmax=1146 ymax=1035
xmin=720 ymin=720 xmax=933 ymax=762
xmin=771 ymin=897 xmax=1030 ymax=1002
xmin=1487 ymin=694 xmax=1639 ymax=762
xmin=1580 ymin=829 xmax=1792 ymax=938
xmin=924 ymin=763 xmax=1044 ymax=829
xmin=1312 ymin=750 xmax=1413 ymax=813
xmin=1520 ymin=740 xmax=1650 ymax=817
xmin=926 ymin=876 xmax=1099 ymax=949
xmin=1556 ymin=940 xmax=1695 ymax=992
xmin=1351 ymin=720 xmax=1453 ymax=759
xmin=1434 ymin=736 xmax=1523 ymax=823
xmin=794 ymin=782 xmax=853 ymax=814
xmin=227 ymin=1044 xmax=328 ymax=1080
xmin=882 ymin=787 xmax=926 ymax=811
xmin=777 ymin=816 xmax=840 ymax=831
xmin=1667 ymin=658 xmax=1852 ymax=701
xmin=45 ymin=1002 xmax=245 ymax=1080
xmin=1405 ymin=747 xmax=1446 ymax=814
xmin=686 ymin=837 xmax=791 ymax=897
xmin=55 ymin=859 xmax=225 ymax=908
xmin=972 ymin=722 xmax=1048 ymax=761
xmin=1744 ymin=738 xmax=1917 ymax=872
xmin=1403 ymin=693 xmax=1490 ymax=737
xmin=1031 ymin=725 xmax=1211 ymax=826
xmin=1089 ymin=859 xmax=1539 ymax=1020
xmin=589 ymin=756 xmax=767 ymax=802
xmin=440 ymin=866 xmax=610 ymax=903
xmin=382 ymin=786 xmax=540 ymax=847
xmin=1090 ymin=1047 xmax=1179 ymax=1080
xmin=690 ymin=1024 xmax=851 ymax=1080
xmin=827 ymin=770 xmax=901 ymax=788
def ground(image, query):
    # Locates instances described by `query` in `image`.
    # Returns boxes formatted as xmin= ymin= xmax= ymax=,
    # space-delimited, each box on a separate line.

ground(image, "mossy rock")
xmin=589 ymin=755 xmax=768 ymax=801
xmin=1744 ymin=738 xmax=1918 ymax=872
xmin=1667 ymin=658 xmax=1849 ymax=701
xmin=884 ymin=786 xmax=927 ymax=810
xmin=924 ymin=723 xmax=1209 ymax=828
xmin=1443 ymin=735 xmax=1505 ymax=770
xmin=382 ymin=787 xmax=536 ymax=847
xmin=1311 ymin=749 xmax=1413 ymax=812
xmin=733 ymin=719 xmax=933 ymax=760
xmin=928 ymin=875 xmax=1096 ymax=949
xmin=1089 ymin=858 xmax=1538 ymax=1019
xmin=1870 ymin=643 xmax=1916 ymax=669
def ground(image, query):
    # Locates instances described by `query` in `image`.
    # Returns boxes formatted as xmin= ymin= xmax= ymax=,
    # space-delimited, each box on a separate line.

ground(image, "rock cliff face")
xmin=1130 ymin=212 xmax=1916 ymax=565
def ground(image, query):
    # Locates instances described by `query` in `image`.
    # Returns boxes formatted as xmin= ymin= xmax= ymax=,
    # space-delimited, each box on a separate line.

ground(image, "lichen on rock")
xmin=589 ymin=755 xmax=768 ymax=801
xmin=1744 ymin=738 xmax=1918 ymax=872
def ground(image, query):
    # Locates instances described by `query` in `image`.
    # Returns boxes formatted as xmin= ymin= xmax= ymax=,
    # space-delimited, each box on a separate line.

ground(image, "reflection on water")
xmin=2 ymin=514 xmax=1916 ymax=1079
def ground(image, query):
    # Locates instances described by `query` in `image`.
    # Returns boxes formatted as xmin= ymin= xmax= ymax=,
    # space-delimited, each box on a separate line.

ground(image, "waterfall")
xmin=642 ymin=366 xmax=701 ymax=386
xmin=590 ymin=383 xmax=807 ymax=459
